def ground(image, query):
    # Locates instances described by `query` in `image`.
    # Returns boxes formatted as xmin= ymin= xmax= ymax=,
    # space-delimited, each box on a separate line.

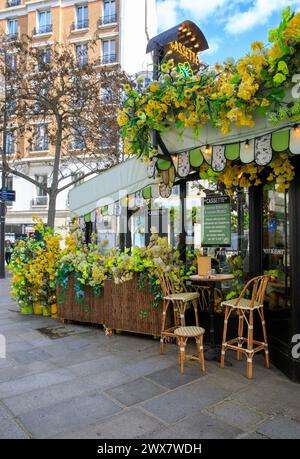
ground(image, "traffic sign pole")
xmin=0 ymin=46 xmax=8 ymax=279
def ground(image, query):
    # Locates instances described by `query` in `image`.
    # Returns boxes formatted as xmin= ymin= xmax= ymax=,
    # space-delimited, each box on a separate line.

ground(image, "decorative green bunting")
xmin=272 ymin=130 xmax=289 ymax=152
xmin=142 ymin=186 xmax=152 ymax=199
xmin=102 ymin=205 xmax=108 ymax=216
xmin=189 ymin=149 xmax=204 ymax=168
xmin=225 ymin=143 xmax=240 ymax=160
xmin=156 ymin=158 xmax=172 ymax=171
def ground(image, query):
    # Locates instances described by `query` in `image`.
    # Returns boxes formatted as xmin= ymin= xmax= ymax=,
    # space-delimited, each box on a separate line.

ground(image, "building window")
xmin=36 ymin=10 xmax=52 ymax=34
xmin=38 ymin=48 xmax=51 ymax=70
xmin=7 ymin=19 xmax=18 ymax=40
xmin=75 ymin=5 xmax=89 ymax=29
xmin=33 ymin=124 xmax=48 ymax=151
xmin=102 ymin=39 xmax=116 ymax=64
xmin=76 ymin=44 xmax=88 ymax=66
xmin=6 ymin=131 xmax=15 ymax=155
xmin=7 ymin=0 xmax=21 ymax=7
xmin=72 ymin=122 xmax=86 ymax=150
xmin=103 ymin=0 xmax=116 ymax=23
xmin=34 ymin=175 xmax=48 ymax=206
xmin=34 ymin=81 xmax=48 ymax=113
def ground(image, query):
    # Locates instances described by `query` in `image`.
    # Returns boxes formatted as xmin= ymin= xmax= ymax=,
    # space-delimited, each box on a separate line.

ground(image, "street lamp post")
xmin=0 ymin=46 xmax=8 ymax=279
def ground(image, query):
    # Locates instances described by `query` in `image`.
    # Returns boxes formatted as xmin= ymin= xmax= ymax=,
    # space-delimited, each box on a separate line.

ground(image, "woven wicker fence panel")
xmin=57 ymin=275 xmax=104 ymax=324
xmin=103 ymin=276 xmax=169 ymax=336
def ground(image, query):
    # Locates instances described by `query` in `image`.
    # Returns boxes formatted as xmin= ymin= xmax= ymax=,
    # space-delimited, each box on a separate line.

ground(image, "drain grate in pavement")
xmin=36 ymin=325 xmax=91 ymax=340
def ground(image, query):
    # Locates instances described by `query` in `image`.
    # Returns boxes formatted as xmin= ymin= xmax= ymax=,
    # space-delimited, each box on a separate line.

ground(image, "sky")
xmin=156 ymin=0 xmax=300 ymax=65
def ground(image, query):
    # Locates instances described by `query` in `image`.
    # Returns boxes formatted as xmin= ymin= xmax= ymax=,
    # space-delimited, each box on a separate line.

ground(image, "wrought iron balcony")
xmin=71 ymin=19 xmax=89 ymax=31
xmin=33 ymin=24 xmax=52 ymax=35
xmin=5 ymin=32 xmax=18 ymax=42
xmin=7 ymin=0 xmax=21 ymax=7
xmin=98 ymin=14 xmax=117 ymax=27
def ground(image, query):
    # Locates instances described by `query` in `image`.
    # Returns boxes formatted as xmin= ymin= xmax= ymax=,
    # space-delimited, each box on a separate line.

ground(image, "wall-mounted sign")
xmin=201 ymin=195 xmax=231 ymax=247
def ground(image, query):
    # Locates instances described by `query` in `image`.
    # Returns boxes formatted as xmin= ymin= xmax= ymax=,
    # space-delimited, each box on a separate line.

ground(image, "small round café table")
xmin=189 ymin=274 xmax=234 ymax=362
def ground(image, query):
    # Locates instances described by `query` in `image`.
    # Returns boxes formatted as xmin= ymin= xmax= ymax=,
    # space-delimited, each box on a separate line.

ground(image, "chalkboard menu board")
xmin=201 ymin=196 xmax=231 ymax=247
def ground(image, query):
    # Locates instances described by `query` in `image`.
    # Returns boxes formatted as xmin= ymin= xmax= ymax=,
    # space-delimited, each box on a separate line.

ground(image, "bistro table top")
xmin=190 ymin=274 xmax=234 ymax=282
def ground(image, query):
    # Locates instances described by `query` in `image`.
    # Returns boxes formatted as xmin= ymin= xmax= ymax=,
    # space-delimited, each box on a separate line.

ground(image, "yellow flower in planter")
xmin=149 ymin=83 xmax=160 ymax=92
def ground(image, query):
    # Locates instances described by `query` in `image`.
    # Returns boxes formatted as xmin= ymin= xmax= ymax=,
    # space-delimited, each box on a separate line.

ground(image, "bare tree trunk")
xmin=47 ymin=119 xmax=62 ymax=228
xmin=47 ymin=191 xmax=57 ymax=229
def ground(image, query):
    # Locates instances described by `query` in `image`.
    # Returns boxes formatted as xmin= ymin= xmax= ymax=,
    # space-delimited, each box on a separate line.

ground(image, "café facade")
xmin=69 ymin=17 xmax=300 ymax=382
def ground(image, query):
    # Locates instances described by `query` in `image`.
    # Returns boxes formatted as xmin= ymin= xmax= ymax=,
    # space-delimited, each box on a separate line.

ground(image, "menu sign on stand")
xmin=201 ymin=196 xmax=231 ymax=247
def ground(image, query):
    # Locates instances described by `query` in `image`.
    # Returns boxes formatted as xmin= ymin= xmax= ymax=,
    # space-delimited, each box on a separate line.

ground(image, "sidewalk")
xmin=0 ymin=274 xmax=300 ymax=439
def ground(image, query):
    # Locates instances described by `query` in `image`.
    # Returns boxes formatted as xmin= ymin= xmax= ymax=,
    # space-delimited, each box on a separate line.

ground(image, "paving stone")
xmin=0 ymin=360 xmax=58 ymax=384
xmin=205 ymin=369 xmax=252 ymax=393
xmin=207 ymin=399 xmax=266 ymax=430
xmin=3 ymin=370 xmax=132 ymax=416
xmin=104 ymin=334 xmax=158 ymax=353
xmin=141 ymin=379 xmax=230 ymax=423
xmin=148 ymin=411 xmax=243 ymax=439
xmin=120 ymin=354 xmax=176 ymax=379
xmin=6 ymin=341 xmax=35 ymax=353
xmin=105 ymin=378 xmax=167 ymax=406
xmin=48 ymin=347 xmax=111 ymax=367
xmin=0 ymin=319 xmax=15 ymax=326
xmin=18 ymin=393 xmax=122 ymax=438
xmin=0 ymin=358 xmax=14 ymax=369
xmin=67 ymin=354 xmax=127 ymax=377
xmin=0 ymin=403 xmax=29 ymax=439
xmin=0 ymin=368 xmax=74 ymax=398
xmin=146 ymin=363 xmax=206 ymax=390
xmin=57 ymin=407 xmax=165 ymax=439
xmin=256 ymin=416 xmax=300 ymax=439
xmin=232 ymin=377 xmax=300 ymax=419
xmin=9 ymin=348 xmax=53 ymax=365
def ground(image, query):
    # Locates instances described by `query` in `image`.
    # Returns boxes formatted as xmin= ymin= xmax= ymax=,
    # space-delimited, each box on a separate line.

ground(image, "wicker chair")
xmin=157 ymin=269 xmax=200 ymax=354
xmin=220 ymin=275 xmax=271 ymax=379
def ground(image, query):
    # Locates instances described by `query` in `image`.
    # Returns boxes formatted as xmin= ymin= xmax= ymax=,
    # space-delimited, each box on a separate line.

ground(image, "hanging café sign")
xmin=146 ymin=20 xmax=209 ymax=72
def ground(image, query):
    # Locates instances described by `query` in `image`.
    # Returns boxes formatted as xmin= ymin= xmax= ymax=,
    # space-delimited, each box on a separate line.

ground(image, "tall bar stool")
xmin=157 ymin=269 xmax=200 ymax=354
xmin=174 ymin=326 xmax=205 ymax=373
xmin=220 ymin=275 xmax=271 ymax=379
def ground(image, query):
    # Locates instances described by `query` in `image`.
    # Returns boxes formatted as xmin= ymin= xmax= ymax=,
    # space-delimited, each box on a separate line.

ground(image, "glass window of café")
xmin=149 ymin=184 xmax=181 ymax=247
xmin=263 ymin=186 xmax=291 ymax=345
xmin=184 ymin=180 xmax=250 ymax=277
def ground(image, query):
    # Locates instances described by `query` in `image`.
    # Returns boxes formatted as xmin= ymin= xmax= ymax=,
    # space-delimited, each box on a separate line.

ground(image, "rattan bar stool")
xmin=174 ymin=326 xmax=206 ymax=373
xmin=220 ymin=275 xmax=271 ymax=379
xmin=157 ymin=269 xmax=200 ymax=354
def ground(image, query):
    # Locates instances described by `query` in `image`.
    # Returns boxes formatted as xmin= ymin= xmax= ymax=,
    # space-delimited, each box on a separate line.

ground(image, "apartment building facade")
xmin=0 ymin=0 xmax=157 ymax=238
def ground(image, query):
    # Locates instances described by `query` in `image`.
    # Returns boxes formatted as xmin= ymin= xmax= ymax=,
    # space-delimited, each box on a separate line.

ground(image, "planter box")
xmin=102 ymin=276 xmax=167 ymax=336
xmin=57 ymin=274 xmax=169 ymax=336
xmin=57 ymin=275 xmax=104 ymax=324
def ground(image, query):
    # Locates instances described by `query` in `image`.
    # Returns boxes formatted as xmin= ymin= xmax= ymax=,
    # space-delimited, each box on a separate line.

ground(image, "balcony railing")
xmin=98 ymin=14 xmax=117 ymax=26
xmin=71 ymin=19 xmax=89 ymax=31
xmin=7 ymin=0 xmax=21 ymax=7
xmin=31 ymin=196 xmax=48 ymax=207
xmin=98 ymin=54 xmax=117 ymax=65
xmin=5 ymin=32 xmax=18 ymax=42
xmin=33 ymin=24 xmax=52 ymax=35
